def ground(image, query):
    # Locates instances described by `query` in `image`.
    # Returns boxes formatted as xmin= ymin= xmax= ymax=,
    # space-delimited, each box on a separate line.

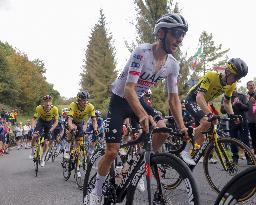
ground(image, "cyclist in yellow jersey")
xmin=29 ymin=95 xmax=59 ymax=167
xmin=65 ymin=91 xmax=98 ymax=177
xmin=181 ymin=58 xmax=248 ymax=165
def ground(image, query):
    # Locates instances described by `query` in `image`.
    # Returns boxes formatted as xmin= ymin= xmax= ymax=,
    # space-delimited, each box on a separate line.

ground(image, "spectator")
xmin=23 ymin=120 xmax=32 ymax=149
xmin=0 ymin=119 xmax=5 ymax=155
xmin=14 ymin=122 xmax=23 ymax=150
xmin=221 ymin=89 xmax=251 ymax=164
xmin=247 ymin=80 xmax=256 ymax=155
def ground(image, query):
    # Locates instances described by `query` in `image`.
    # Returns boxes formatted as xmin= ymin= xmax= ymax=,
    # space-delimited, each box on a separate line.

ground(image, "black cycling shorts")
xmin=105 ymin=93 xmax=161 ymax=143
xmin=185 ymin=97 xmax=205 ymax=126
xmin=34 ymin=118 xmax=53 ymax=140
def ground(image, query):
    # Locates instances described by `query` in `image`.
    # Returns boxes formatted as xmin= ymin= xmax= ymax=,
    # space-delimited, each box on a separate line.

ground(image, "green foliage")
xmin=80 ymin=9 xmax=117 ymax=114
xmin=0 ymin=40 xmax=60 ymax=113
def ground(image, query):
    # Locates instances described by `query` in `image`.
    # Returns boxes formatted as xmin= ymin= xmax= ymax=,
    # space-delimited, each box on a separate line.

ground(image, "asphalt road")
xmin=0 ymin=148 xmax=225 ymax=205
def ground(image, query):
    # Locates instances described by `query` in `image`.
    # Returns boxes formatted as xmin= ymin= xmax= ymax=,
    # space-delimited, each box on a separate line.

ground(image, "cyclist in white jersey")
xmin=87 ymin=13 xmax=189 ymax=205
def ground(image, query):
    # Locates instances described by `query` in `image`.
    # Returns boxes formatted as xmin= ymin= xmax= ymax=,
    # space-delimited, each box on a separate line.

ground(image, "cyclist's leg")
xmin=41 ymin=121 xmax=52 ymax=165
xmin=30 ymin=119 xmax=43 ymax=158
xmin=89 ymin=94 xmax=127 ymax=203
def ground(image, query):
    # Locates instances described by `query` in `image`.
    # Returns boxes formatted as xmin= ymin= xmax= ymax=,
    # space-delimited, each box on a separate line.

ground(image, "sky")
xmin=0 ymin=0 xmax=255 ymax=98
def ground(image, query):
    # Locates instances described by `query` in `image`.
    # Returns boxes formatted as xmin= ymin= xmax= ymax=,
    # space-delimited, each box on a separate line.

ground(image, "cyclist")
xmin=86 ymin=110 xmax=104 ymax=154
xmin=30 ymin=95 xmax=59 ymax=167
xmin=48 ymin=115 xmax=65 ymax=157
xmin=87 ymin=13 xmax=189 ymax=204
xmin=66 ymin=91 xmax=98 ymax=177
xmin=183 ymin=58 xmax=248 ymax=164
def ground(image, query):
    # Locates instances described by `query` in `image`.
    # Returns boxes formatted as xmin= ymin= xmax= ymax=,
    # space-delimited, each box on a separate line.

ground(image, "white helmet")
xmin=154 ymin=13 xmax=188 ymax=35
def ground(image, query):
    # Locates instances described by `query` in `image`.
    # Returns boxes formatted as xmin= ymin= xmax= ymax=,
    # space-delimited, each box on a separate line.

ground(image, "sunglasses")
xmin=168 ymin=29 xmax=186 ymax=39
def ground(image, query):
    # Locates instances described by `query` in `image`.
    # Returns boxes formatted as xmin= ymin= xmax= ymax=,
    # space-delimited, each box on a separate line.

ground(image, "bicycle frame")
xmin=190 ymin=120 xmax=235 ymax=171
xmin=101 ymin=127 xmax=172 ymax=205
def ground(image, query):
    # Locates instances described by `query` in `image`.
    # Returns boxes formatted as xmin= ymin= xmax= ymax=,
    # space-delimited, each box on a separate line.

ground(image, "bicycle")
xmin=214 ymin=166 xmax=256 ymax=205
xmin=46 ymin=138 xmax=59 ymax=162
xmin=165 ymin=115 xmax=256 ymax=202
xmin=62 ymin=129 xmax=91 ymax=189
xmin=83 ymin=127 xmax=201 ymax=205
xmin=33 ymin=131 xmax=45 ymax=177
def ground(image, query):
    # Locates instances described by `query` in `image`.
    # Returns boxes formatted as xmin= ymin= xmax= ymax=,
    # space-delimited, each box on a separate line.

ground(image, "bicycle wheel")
xmin=62 ymin=157 xmax=71 ymax=181
xmin=83 ymin=148 xmax=105 ymax=204
xmin=204 ymin=137 xmax=256 ymax=197
xmin=46 ymin=146 xmax=52 ymax=162
xmin=214 ymin=166 xmax=256 ymax=205
xmin=35 ymin=146 xmax=40 ymax=177
xmin=76 ymin=153 xmax=89 ymax=190
xmin=126 ymin=153 xmax=200 ymax=205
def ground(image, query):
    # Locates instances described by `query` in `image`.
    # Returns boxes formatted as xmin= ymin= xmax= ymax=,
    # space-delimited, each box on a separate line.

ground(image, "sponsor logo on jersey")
xmin=133 ymin=54 xmax=143 ymax=61
xmin=130 ymin=61 xmax=140 ymax=69
xmin=129 ymin=71 xmax=141 ymax=76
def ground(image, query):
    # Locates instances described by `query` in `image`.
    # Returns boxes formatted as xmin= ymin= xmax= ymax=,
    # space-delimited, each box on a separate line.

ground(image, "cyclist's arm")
xmin=31 ymin=117 xmax=37 ymax=129
xmin=124 ymin=82 xmax=148 ymax=120
xmin=196 ymin=92 xmax=212 ymax=114
xmin=223 ymin=97 xmax=234 ymax=115
xmin=67 ymin=116 xmax=76 ymax=130
xmin=168 ymin=93 xmax=186 ymax=129
xmin=91 ymin=117 xmax=98 ymax=132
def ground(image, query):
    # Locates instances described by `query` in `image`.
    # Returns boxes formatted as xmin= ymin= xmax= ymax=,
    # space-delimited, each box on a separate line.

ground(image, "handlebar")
xmin=120 ymin=127 xmax=186 ymax=148
xmin=207 ymin=114 xmax=243 ymax=123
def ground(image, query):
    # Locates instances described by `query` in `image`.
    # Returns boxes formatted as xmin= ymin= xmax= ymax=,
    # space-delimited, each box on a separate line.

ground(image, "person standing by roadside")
xmin=14 ymin=122 xmax=24 ymax=150
xmin=23 ymin=120 xmax=32 ymax=149
xmin=247 ymin=80 xmax=256 ymax=155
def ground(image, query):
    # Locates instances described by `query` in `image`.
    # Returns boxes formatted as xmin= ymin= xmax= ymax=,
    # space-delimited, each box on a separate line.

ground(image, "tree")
xmin=0 ymin=40 xmax=61 ymax=113
xmin=80 ymin=9 xmax=117 ymax=116
xmin=0 ymin=49 xmax=18 ymax=106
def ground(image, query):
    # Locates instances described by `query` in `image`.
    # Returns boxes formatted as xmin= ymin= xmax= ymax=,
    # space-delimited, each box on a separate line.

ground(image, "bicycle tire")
xmin=126 ymin=153 xmax=201 ymax=205
xmin=35 ymin=147 xmax=40 ymax=177
xmin=214 ymin=166 xmax=256 ymax=205
xmin=83 ymin=148 xmax=105 ymax=204
xmin=204 ymin=137 xmax=256 ymax=199
xmin=62 ymin=158 xmax=71 ymax=181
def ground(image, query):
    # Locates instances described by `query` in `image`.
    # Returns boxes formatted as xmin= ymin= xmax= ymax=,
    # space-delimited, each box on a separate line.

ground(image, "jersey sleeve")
xmin=125 ymin=46 xmax=145 ymax=84
xmin=198 ymin=72 xmax=212 ymax=93
xmin=53 ymin=107 xmax=59 ymax=120
xmin=33 ymin=106 xmax=40 ymax=119
xmin=224 ymin=83 xmax=236 ymax=100
xmin=88 ymin=104 xmax=96 ymax=117
xmin=68 ymin=103 xmax=75 ymax=117
xmin=166 ymin=59 xmax=180 ymax=93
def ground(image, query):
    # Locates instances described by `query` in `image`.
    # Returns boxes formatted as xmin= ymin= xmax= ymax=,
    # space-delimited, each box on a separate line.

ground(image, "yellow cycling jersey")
xmin=188 ymin=71 xmax=236 ymax=102
xmin=68 ymin=102 xmax=96 ymax=123
xmin=33 ymin=105 xmax=59 ymax=122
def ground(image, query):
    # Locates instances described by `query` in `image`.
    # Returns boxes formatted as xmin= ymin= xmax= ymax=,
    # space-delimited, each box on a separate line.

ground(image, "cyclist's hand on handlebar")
xmin=180 ymin=127 xmax=189 ymax=141
xmin=206 ymin=113 xmax=219 ymax=125
xmin=228 ymin=114 xmax=242 ymax=124
xmin=139 ymin=115 xmax=156 ymax=133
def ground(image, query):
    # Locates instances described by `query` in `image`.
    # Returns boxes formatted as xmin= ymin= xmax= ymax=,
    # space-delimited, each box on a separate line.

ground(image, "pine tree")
xmin=80 ymin=9 xmax=117 ymax=115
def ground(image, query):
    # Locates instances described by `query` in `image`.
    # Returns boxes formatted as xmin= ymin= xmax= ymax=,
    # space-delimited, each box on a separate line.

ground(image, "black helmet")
xmin=77 ymin=91 xmax=89 ymax=100
xmin=154 ymin=13 xmax=188 ymax=35
xmin=227 ymin=58 xmax=248 ymax=80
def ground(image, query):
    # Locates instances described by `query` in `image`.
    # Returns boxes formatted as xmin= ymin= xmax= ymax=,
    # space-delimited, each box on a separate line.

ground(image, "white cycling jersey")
xmin=112 ymin=43 xmax=180 ymax=98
